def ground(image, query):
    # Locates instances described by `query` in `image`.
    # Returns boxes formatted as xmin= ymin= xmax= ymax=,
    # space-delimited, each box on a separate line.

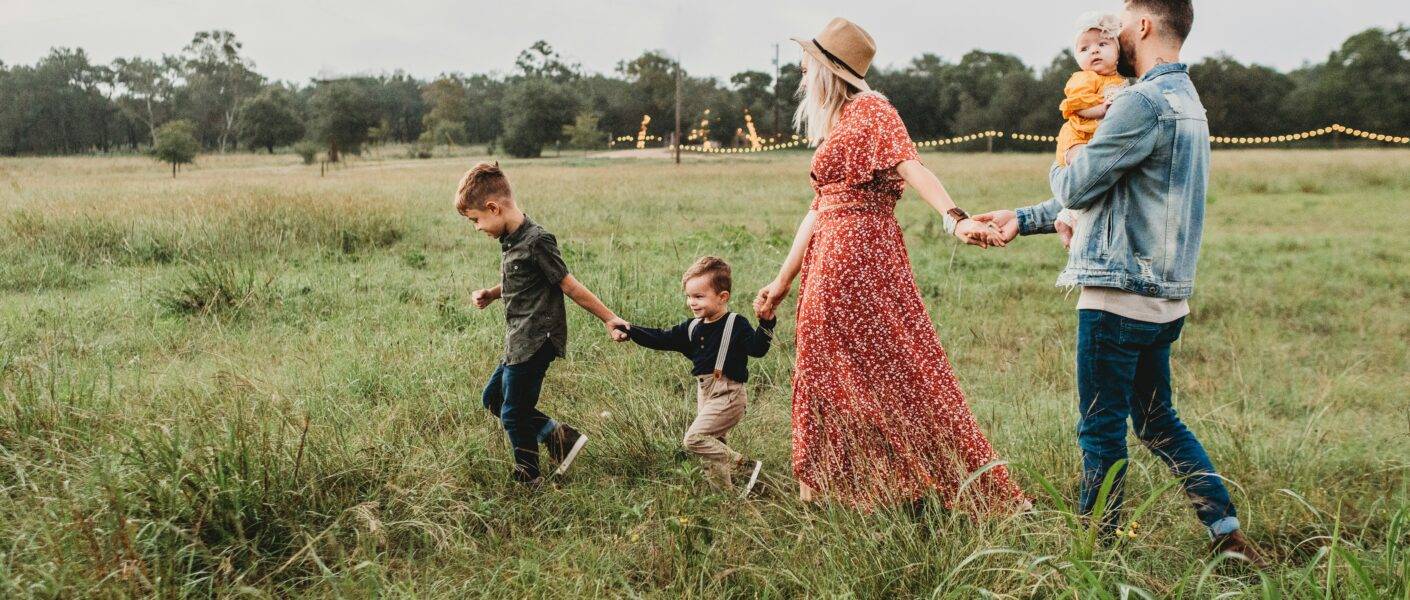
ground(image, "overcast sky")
xmin=3 ymin=1 xmax=1408 ymax=82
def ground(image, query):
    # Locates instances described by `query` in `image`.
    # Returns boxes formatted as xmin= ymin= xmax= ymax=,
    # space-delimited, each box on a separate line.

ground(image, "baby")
xmin=1055 ymin=11 xmax=1128 ymax=244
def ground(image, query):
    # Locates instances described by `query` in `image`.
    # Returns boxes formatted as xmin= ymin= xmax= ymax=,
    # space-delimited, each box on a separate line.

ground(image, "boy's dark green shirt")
xmin=498 ymin=216 xmax=569 ymax=365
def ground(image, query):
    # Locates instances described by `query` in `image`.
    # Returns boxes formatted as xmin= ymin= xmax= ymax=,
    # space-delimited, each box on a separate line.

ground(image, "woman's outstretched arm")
xmin=754 ymin=209 xmax=817 ymax=314
xmin=896 ymin=159 xmax=1005 ymax=248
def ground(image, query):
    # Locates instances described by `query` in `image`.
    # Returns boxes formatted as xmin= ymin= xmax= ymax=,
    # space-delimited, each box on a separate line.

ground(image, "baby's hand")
xmin=755 ymin=302 xmax=776 ymax=321
xmin=1064 ymin=144 xmax=1087 ymax=166
xmin=1057 ymin=221 xmax=1074 ymax=250
xmin=1055 ymin=210 xmax=1077 ymax=250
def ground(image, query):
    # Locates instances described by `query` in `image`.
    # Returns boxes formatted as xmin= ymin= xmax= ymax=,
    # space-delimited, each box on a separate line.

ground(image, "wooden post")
xmin=772 ymin=43 xmax=781 ymax=138
xmin=674 ymin=58 xmax=683 ymax=165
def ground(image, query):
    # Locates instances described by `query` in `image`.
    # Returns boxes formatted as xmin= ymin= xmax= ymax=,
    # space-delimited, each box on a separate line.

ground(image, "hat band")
xmin=812 ymin=38 xmax=865 ymax=81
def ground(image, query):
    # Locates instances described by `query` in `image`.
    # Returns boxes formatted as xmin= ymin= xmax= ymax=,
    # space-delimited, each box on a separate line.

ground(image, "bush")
xmin=157 ymin=262 xmax=267 ymax=318
xmin=562 ymin=111 xmax=607 ymax=150
xmin=294 ymin=141 xmax=320 ymax=165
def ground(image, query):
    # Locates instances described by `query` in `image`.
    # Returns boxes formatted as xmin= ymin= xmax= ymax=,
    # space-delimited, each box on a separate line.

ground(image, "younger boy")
xmin=457 ymin=161 xmax=629 ymax=486
xmin=617 ymin=257 xmax=775 ymax=496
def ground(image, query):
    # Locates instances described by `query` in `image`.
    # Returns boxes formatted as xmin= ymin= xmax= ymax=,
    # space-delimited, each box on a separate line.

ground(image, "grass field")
xmin=1 ymin=148 xmax=1408 ymax=597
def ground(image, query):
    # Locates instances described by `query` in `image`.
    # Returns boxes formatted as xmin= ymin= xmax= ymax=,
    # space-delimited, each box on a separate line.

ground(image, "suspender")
xmin=687 ymin=313 xmax=738 ymax=379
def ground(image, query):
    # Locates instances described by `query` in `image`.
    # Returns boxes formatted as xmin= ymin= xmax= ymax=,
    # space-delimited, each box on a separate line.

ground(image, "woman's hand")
xmin=954 ymin=219 xmax=1006 ymax=248
xmin=754 ymin=278 xmax=792 ymax=316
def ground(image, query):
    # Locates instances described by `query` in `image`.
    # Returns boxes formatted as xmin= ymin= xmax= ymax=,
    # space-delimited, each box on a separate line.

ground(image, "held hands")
xmin=970 ymin=210 xmax=1020 ymax=246
xmin=753 ymin=278 xmax=790 ymax=318
xmin=754 ymin=297 xmax=777 ymax=321
xmin=953 ymin=218 xmax=1007 ymax=249
xmin=471 ymin=287 xmax=501 ymax=309
xmin=605 ymin=317 xmax=630 ymax=342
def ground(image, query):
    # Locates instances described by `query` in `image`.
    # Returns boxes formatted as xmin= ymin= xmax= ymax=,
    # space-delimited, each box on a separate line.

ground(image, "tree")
xmin=500 ymin=78 xmax=577 ymax=157
xmin=152 ymin=119 xmax=199 ymax=177
xmin=1190 ymin=55 xmax=1295 ymax=137
xmin=562 ymin=111 xmax=606 ymax=150
xmin=181 ymin=30 xmax=264 ymax=152
xmin=464 ymin=74 xmax=506 ymax=143
xmin=309 ymin=78 xmax=379 ymax=162
xmin=1282 ymin=28 xmax=1410 ymax=135
xmin=0 ymin=48 xmax=113 ymax=154
xmin=372 ymin=72 xmax=426 ymax=143
xmin=237 ymin=86 xmax=304 ymax=153
xmin=112 ymin=56 xmax=178 ymax=145
xmin=730 ymin=70 xmax=775 ymax=134
xmin=515 ymin=41 xmax=580 ymax=83
xmin=421 ymin=75 xmax=470 ymax=145
xmin=617 ymin=51 xmax=679 ymax=126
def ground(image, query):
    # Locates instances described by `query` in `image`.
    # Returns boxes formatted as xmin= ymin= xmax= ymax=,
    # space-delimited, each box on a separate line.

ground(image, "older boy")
xmin=457 ymin=162 xmax=629 ymax=486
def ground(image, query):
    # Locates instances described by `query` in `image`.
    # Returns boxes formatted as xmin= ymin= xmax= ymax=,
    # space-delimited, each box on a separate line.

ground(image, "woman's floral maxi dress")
xmin=791 ymin=92 xmax=1026 ymax=509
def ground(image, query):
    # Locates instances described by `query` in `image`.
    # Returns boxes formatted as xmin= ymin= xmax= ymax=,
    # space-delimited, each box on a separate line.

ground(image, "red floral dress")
xmin=792 ymin=93 xmax=1026 ymax=510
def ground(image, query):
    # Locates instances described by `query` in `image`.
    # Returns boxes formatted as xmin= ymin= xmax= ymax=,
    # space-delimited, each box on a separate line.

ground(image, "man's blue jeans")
xmin=1076 ymin=310 xmax=1239 ymax=537
xmin=482 ymin=343 xmax=560 ymax=481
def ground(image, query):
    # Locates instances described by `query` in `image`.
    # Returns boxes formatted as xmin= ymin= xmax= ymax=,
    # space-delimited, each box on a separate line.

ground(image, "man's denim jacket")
xmin=1018 ymin=63 xmax=1208 ymax=300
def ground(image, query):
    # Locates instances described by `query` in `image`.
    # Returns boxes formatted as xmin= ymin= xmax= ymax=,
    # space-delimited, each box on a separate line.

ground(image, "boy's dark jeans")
xmin=1076 ymin=310 xmax=1240 ymax=537
xmin=482 ymin=343 xmax=560 ymax=481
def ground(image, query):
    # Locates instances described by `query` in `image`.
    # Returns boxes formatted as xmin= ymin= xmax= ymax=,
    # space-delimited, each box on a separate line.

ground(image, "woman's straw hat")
xmin=791 ymin=18 xmax=874 ymax=92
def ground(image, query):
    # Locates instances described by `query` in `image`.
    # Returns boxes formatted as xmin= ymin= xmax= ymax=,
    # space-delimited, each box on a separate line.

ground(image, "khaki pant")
xmin=683 ymin=375 xmax=748 ymax=488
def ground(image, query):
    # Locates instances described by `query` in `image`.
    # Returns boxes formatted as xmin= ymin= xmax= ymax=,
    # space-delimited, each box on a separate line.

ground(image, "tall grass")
xmin=0 ymin=149 xmax=1406 ymax=597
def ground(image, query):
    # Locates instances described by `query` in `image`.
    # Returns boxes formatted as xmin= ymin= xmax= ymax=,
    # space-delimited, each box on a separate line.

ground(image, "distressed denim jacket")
xmin=1017 ymin=63 xmax=1208 ymax=300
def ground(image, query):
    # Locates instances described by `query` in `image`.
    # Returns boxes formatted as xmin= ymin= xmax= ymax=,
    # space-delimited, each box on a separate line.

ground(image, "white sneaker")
xmin=738 ymin=460 xmax=763 ymax=498
xmin=553 ymin=432 xmax=588 ymax=476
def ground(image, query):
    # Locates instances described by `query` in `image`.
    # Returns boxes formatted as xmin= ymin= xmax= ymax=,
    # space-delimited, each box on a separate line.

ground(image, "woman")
xmin=755 ymin=18 xmax=1026 ymax=510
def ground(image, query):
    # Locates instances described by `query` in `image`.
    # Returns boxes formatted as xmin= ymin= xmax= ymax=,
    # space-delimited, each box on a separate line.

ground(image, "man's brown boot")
xmin=1210 ymin=530 xmax=1270 ymax=570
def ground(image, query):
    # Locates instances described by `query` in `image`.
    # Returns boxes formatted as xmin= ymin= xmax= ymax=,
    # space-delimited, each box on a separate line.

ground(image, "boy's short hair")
xmin=1125 ymin=0 xmax=1193 ymax=43
xmin=682 ymin=256 xmax=732 ymax=294
xmin=455 ymin=161 xmax=513 ymax=212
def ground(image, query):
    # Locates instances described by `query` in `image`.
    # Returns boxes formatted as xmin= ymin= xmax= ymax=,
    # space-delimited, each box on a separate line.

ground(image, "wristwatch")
xmin=944 ymin=207 xmax=970 ymax=235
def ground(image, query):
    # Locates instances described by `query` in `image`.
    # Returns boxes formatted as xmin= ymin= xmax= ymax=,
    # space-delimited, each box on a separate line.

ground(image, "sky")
xmin=3 ymin=1 xmax=1408 ymax=82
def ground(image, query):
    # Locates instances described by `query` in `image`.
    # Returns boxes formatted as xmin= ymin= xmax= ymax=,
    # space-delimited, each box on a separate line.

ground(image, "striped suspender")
xmin=714 ymin=313 xmax=737 ymax=379
xmin=688 ymin=313 xmax=738 ymax=379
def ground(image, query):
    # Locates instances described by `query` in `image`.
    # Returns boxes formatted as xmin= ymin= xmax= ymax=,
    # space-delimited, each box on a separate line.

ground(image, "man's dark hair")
xmin=1127 ymin=0 xmax=1194 ymax=43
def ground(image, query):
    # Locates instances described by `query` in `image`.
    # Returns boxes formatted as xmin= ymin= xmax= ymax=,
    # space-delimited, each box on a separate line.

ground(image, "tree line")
xmin=2 ymin=27 xmax=1407 ymax=160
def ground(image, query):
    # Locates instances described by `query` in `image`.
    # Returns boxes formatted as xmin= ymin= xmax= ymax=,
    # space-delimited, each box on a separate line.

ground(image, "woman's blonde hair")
xmin=793 ymin=53 xmax=862 ymax=145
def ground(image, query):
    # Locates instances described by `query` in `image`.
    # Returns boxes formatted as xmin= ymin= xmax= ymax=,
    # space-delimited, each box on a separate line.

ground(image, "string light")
xmin=655 ymin=123 xmax=1410 ymax=154
xmin=1204 ymin=124 xmax=1409 ymax=145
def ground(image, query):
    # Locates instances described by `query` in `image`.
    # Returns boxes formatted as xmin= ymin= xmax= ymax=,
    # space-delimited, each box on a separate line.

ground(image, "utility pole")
xmin=674 ymin=56 xmax=683 ymax=165
xmin=772 ymin=43 xmax=781 ymax=139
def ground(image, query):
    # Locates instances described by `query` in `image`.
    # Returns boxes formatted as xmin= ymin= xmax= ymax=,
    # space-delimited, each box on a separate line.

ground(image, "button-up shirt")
xmin=498 ymin=216 xmax=569 ymax=365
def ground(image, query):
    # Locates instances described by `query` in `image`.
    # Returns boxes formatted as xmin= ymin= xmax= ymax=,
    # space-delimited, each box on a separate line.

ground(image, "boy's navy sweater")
xmin=627 ymin=313 xmax=776 ymax=383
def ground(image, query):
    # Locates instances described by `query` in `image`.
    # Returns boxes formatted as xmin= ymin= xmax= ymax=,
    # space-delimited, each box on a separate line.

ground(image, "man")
xmin=976 ymin=0 xmax=1267 ymax=566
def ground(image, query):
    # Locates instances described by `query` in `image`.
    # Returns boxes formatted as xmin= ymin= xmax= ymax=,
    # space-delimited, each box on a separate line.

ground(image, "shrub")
xmin=157 ymin=262 xmax=267 ymax=318
xmin=294 ymin=141 xmax=320 ymax=165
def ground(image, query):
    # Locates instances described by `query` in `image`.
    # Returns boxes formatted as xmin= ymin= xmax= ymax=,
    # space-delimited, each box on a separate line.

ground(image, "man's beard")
xmin=1117 ymin=36 xmax=1139 ymax=77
